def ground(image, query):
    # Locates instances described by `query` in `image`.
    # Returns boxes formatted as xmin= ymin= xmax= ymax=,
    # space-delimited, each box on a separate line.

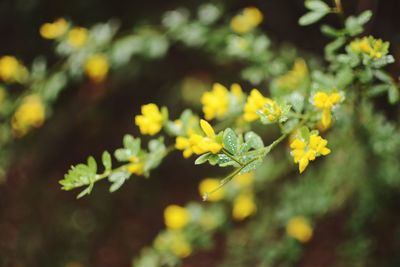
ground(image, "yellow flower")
xmin=349 ymin=36 xmax=389 ymax=59
xmin=175 ymin=136 xmax=193 ymax=158
xmin=201 ymin=83 xmax=229 ymax=120
xmin=39 ymin=18 xmax=68 ymax=39
xmin=127 ymin=156 xmax=144 ymax=175
xmin=313 ymin=91 xmax=341 ymax=128
xmin=199 ymin=178 xmax=224 ymax=202
xmin=290 ymin=133 xmax=331 ymax=173
xmin=154 ymin=231 xmax=192 ymax=258
xmin=67 ymin=27 xmax=88 ymax=48
xmin=233 ymin=172 xmax=254 ymax=187
xmin=243 ymin=89 xmax=280 ymax=122
xmin=275 ymin=58 xmax=308 ymax=91
xmin=11 ymin=95 xmax=45 ymax=137
xmin=164 ymin=205 xmax=190 ymax=230
xmin=84 ymin=54 xmax=109 ymax=83
xmin=201 ymin=83 xmax=244 ymax=121
xmin=232 ymin=192 xmax=256 ymax=220
xmin=135 ymin=103 xmax=164 ymax=135
xmin=175 ymin=119 xmax=222 ymax=157
xmin=230 ymin=7 xmax=263 ymax=34
xmin=286 ymin=216 xmax=313 ymax=243
xmin=0 ymin=56 xmax=28 ymax=83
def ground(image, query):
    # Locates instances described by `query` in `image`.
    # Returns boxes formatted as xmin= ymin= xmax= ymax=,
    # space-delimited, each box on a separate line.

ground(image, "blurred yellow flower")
xmin=40 ymin=18 xmax=68 ymax=39
xmin=232 ymin=192 xmax=256 ymax=220
xmin=286 ymin=216 xmax=313 ymax=243
xmin=233 ymin=172 xmax=254 ymax=187
xmin=127 ymin=155 xmax=144 ymax=175
xmin=164 ymin=205 xmax=190 ymax=230
xmin=201 ymin=83 xmax=229 ymax=120
xmin=313 ymin=91 xmax=341 ymax=128
xmin=12 ymin=95 xmax=45 ymax=137
xmin=84 ymin=54 xmax=109 ymax=83
xmin=67 ymin=27 xmax=88 ymax=48
xmin=290 ymin=133 xmax=331 ymax=173
xmin=230 ymin=7 xmax=263 ymax=34
xmin=154 ymin=230 xmax=192 ymax=258
xmin=275 ymin=58 xmax=308 ymax=91
xmin=350 ymin=36 xmax=389 ymax=59
xmin=243 ymin=89 xmax=280 ymax=122
xmin=135 ymin=103 xmax=164 ymax=135
xmin=199 ymin=178 xmax=224 ymax=201
xmin=0 ymin=55 xmax=28 ymax=83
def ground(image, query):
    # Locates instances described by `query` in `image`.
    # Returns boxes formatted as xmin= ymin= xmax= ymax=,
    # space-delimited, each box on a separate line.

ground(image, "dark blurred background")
xmin=0 ymin=0 xmax=399 ymax=266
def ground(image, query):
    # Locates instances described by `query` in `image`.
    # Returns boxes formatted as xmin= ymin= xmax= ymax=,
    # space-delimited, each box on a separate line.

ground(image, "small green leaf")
xmin=299 ymin=11 xmax=328 ymax=26
xmin=195 ymin=153 xmax=211 ymax=165
xmin=388 ymin=85 xmax=399 ymax=104
xmin=305 ymin=0 xmax=330 ymax=13
xmin=240 ymin=159 xmax=262 ymax=174
xmin=102 ymin=151 xmax=112 ymax=171
xmin=114 ymin=148 xmax=131 ymax=161
xmin=321 ymin=25 xmax=345 ymax=37
xmin=87 ymin=156 xmax=97 ymax=173
xmin=223 ymin=128 xmax=238 ymax=155
xmin=244 ymin=132 xmax=264 ymax=150
xmin=77 ymin=186 xmax=92 ymax=199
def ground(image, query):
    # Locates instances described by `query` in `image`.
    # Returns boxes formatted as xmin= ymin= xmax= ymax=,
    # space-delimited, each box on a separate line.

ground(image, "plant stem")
xmin=222 ymin=148 xmax=243 ymax=167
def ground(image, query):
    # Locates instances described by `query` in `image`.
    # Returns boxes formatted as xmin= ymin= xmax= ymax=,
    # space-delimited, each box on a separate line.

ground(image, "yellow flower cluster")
xmin=154 ymin=230 xmax=192 ymax=258
xmin=286 ymin=216 xmax=313 ymax=243
xmin=0 ymin=56 xmax=28 ymax=83
xmin=175 ymin=119 xmax=222 ymax=158
xmin=313 ymin=91 xmax=341 ymax=129
xmin=127 ymin=155 xmax=144 ymax=175
xmin=290 ymin=133 xmax=331 ymax=173
xmin=11 ymin=95 xmax=45 ymax=137
xmin=39 ymin=18 xmax=68 ymax=39
xmin=198 ymin=178 xmax=224 ymax=202
xmin=350 ymin=36 xmax=389 ymax=59
xmin=201 ymin=83 xmax=244 ymax=120
xmin=232 ymin=192 xmax=256 ymax=220
xmin=67 ymin=27 xmax=88 ymax=48
xmin=164 ymin=204 xmax=190 ymax=230
xmin=274 ymin=58 xmax=308 ymax=91
xmin=243 ymin=89 xmax=281 ymax=122
xmin=230 ymin=7 xmax=263 ymax=34
xmin=135 ymin=103 xmax=164 ymax=136
xmin=84 ymin=54 xmax=109 ymax=83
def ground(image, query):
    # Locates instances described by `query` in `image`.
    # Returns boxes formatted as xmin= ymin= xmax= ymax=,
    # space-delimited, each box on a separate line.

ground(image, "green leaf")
xmin=305 ymin=0 xmax=330 ymax=12
xmin=87 ymin=156 xmax=97 ymax=174
xmin=114 ymin=148 xmax=131 ymax=161
xmin=371 ymin=55 xmax=395 ymax=68
xmin=109 ymin=171 xmax=130 ymax=192
xmin=325 ymin=37 xmax=346 ymax=60
xmin=388 ymin=85 xmax=399 ymax=104
xmin=102 ymin=151 xmax=112 ymax=171
xmin=357 ymin=10 xmax=373 ymax=25
xmin=240 ymin=159 xmax=263 ymax=174
xmin=299 ymin=11 xmax=328 ymax=26
xmin=244 ymin=132 xmax=264 ymax=150
xmin=77 ymin=186 xmax=92 ymax=199
xmin=194 ymin=153 xmax=211 ymax=165
xmin=223 ymin=128 xmax=238 ymax=155
xmin=123 ymin=134 xmax=141 ymax=154
xmin=321 ymin=25 xmax=345 ymax=37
